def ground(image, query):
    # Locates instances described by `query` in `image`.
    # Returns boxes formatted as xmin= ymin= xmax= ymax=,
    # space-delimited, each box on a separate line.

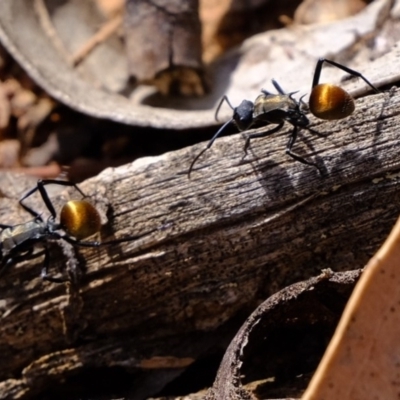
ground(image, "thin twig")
xmin=72 ymin=14 xmax=123 ymax=66
xmin=33 ymin=0 xmax=73 ymax=66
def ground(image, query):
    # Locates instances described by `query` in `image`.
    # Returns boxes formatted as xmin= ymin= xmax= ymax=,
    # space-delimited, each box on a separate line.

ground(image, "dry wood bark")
xmin=124 ymin=0 xmax=206 ymax=95
xmin=0 ymin=87 xmax=400 ymax=398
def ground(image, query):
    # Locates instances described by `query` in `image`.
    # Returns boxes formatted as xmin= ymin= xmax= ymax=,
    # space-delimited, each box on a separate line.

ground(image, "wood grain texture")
xmin=0 ymin=87 xmax=400 ymax=397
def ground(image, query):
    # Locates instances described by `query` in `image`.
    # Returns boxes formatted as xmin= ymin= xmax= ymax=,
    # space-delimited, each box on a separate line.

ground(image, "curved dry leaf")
xmin=0 ymin=0 xmax=397 ymax=130
xmin=205 ymin=270 xmax=363 ymax=400
xmin=302 ymin=216 xmax=400 ymax=400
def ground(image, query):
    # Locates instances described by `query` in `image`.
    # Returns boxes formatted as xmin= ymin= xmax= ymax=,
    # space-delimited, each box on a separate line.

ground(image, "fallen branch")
xmin=0 ymin=87 xmax=400 ymax=398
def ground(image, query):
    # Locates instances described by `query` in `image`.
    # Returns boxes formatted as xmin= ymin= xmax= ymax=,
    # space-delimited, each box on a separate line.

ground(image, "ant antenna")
xmin=215 ymin=95 xmax=235 ymax=121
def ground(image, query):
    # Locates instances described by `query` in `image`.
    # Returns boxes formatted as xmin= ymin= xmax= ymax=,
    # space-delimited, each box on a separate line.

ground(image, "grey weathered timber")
xmin=0 ymin=87 xmax=400 ymax=397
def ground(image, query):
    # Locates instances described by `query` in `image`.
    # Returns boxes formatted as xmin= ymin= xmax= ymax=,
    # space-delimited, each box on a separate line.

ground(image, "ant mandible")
xmin=0 ymin=179 xmax=143 ymax=282
xmin=188 ymin=58 xmax=379 ymax=177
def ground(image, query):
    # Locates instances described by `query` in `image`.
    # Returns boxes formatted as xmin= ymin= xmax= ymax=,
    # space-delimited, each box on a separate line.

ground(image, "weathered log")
xmin=0 ymin=87 xmax=400 ymax=398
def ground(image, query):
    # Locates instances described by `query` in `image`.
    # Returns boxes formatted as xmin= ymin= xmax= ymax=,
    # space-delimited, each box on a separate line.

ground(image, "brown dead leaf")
xmin=12 ymin=162 xmax=62 ymax=179
xmin=200 ymin=0 xmax=232 ymax=62
xmin=302 ymin=216 xmax=400 ymax=400
xmin=94 ymin=0 xmax=124 ymax=18
xmin=294 ymin=0 xmax=367 ymax=25
xmin=205 ymin=270 xmax=363 ymax=400
xmin=0 ymin=0 xmax=394 ymax=129
xmin=16 ymin=97 xmax=54 ymax=132
xmin=11 ymin=89 xmax=37 ymax=119
xmin=0 ymin=139 xmax=20 ymax=168
xmin=0 ymin=80 xmax=10 ymax=130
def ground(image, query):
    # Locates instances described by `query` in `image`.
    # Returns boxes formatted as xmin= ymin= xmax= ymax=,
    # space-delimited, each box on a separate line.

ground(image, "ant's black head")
xmin=233 ymin=100 xmax=254 ymax=131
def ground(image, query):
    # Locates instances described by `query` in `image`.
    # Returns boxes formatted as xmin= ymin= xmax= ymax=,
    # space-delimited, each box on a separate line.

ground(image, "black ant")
xmin=188 ymin=58 xmax=379 ymax=177
xmin=0 ymin=179 xmax=143 ymax=282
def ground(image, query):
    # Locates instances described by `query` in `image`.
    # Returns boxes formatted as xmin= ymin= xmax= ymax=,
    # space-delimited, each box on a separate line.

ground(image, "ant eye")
xmin=309 ymin=84 xmax=355 ymax=120
xmin=238 ymin=114 xmax=253 ymax=127
xmin=60 ymin=200 xmax=101 ymax=240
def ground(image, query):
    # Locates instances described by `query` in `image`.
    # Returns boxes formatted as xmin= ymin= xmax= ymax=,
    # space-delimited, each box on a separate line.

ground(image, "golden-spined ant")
xmin=188 ymin=58 xmax=379 ymax=177
xmin=0 ymin=179 xmax=143 ymax=282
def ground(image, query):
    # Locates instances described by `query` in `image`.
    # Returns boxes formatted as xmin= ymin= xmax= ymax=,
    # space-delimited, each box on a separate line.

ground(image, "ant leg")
xmin=20 ymin=180 xmax=86 ymax=219
xmin=36 ymin=180 xmax=86 ymax=218
xmin=0 ymin=255 xmax=12 ymax=277
xmin=40 ymin=243 xmax=70 ymax=283
xmin=55 ymin=229 xmax=152 ymax=248
xmin=243 ymin=122 xmax=284 ymax=157
xmin=215 ymin=95 xmax=235 ymax=121
xmin=188 ymin=119 xmax=234 ymax=178
xmin=271 ymin=79 xmax=286 ymax=95
xmin=40 ymin=245 xmax=51 ymax=280
xmin=43 ymin=273 xmax=69 ymax=283
xmin=0 ymin=247 xmax=41 ymax=278
xmin=286 ymin=125 xmax=319 ymax=168
xmin=312 ymin=58 xmax=379 ymax=93
xmin=190 ymin=96 xmax=255 ymax=177
xmin=271 ymin=79 xmax=299 ymax=99
xmin=19 ymin=187 xmax=43 ymax=219
xmin=262 ymin=80 xmax=290 ymax=96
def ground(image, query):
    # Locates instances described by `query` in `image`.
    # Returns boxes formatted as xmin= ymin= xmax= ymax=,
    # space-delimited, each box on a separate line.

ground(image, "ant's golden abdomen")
xmin=309 ymin=84 xmax=355 ymax=120
xmin=60 ymin=200 xmax=101 ymax=240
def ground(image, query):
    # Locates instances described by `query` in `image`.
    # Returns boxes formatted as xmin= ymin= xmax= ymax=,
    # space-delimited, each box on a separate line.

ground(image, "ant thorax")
xmin=253 ymin=93 xmax=299 ymax=124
